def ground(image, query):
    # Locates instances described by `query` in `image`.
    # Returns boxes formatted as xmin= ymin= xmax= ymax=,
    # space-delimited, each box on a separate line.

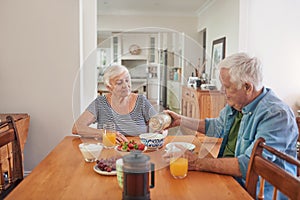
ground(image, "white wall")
xmin=240 ymin=0 xmax=300 ymax=113
xmin=198 ymin=0 xmax=300 ymax=114
xmin=0 ymin=0 xmax=83 ymax=171
xmin=98 ymin=15 xmax=199 ymax=41
xmin=197 ymin=0 xmax=240 ymax=75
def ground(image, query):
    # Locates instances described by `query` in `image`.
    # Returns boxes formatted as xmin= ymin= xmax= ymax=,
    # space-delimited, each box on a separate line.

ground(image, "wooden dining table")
xmin=6 ymin=134 xmax=252 ymax=200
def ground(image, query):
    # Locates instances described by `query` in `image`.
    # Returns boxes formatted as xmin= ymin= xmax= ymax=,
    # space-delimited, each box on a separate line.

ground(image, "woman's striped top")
xmin=86 ymin=94 xmax=157 ymax=136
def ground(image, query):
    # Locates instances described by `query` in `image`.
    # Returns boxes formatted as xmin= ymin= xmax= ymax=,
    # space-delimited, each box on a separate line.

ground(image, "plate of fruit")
xmin=94 ymin=157 xmax=119 ymax=176
xmin=115 ymin=140 xmax=146 ymax=153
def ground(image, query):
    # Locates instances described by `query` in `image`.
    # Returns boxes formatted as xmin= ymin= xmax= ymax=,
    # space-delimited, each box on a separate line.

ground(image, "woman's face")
xmin=108 ymin=72 xmax=131 ymax=97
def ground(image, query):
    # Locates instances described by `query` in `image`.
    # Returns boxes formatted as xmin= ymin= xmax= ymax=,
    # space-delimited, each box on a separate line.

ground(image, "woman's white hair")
xmin=218 ymin=53 xmax=263 ymax=90
xmin=103 ymin=64 xmax=130 ymax=87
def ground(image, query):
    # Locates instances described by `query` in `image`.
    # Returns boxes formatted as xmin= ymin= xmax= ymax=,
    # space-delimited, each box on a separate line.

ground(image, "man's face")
xmin=219 ymin=68 xmax=249 ymax=111
xmin=109 ymin=72 xmax=131 ymax=97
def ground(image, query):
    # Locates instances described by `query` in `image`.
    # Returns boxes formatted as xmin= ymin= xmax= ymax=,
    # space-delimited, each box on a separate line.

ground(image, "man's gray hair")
xmin=103 ymin=64 xmax=130 ymax=87
xmin=218 ymin=53 xmax=263 ymax=90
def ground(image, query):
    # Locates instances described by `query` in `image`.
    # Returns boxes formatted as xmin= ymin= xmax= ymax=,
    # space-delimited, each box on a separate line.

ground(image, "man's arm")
xmin=192 ymin=157 xmax=242 ymax=177
xmin=181 ymin=115 xmax=206 ymax=133
xmin=165 ymin=110 xmax=206 ymax=134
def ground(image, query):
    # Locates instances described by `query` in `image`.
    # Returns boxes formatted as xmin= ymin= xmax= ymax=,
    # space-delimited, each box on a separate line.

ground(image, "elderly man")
xmin=166 ymin=53 xmax=298 ymax=199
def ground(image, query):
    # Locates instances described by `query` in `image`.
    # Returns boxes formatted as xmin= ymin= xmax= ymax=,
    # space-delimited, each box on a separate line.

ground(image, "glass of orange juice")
xmin=170 ymin=151 xmax=188 ymax=179
xmin=103 ymin=123 xmax=117 ymax=148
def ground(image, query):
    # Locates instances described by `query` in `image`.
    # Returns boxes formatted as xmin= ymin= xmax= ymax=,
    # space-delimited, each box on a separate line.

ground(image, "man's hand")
xmin=163 ymin=110 xmax=182 ymax=128
xmin=163 ymin=144 xmax=200 ymax=171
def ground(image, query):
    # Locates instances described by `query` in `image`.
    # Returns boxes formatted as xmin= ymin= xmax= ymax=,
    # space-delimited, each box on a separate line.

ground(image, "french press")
xmin=122 ymin=151 xmax=155 ymax=200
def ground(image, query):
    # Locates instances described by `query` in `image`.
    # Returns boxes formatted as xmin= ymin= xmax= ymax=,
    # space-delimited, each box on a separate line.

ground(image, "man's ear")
xmin=245 ymin=83 xmax=250 ymax=90
xmin=244 ymin=82 xmax=253 ymax=92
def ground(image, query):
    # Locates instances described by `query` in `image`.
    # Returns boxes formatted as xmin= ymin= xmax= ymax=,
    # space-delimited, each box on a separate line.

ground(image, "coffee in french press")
xmin=122 ymin=151 xmax=155 ymax=200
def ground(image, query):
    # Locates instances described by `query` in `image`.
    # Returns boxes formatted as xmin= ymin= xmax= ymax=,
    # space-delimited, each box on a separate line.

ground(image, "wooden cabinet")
xmin=181 ymin=86 xmax=226 ymax=120
xmin=182 ymin=86 xmax=199 ymax=118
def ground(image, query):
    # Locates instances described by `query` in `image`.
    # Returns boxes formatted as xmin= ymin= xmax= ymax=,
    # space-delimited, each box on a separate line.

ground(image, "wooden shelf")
xmin=181 ymin=86 xmax=226 ymax=120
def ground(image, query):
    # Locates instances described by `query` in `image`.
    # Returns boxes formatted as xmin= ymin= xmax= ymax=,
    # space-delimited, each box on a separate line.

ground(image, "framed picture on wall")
xmin=209 ymin=37 xmax=226 ymax=82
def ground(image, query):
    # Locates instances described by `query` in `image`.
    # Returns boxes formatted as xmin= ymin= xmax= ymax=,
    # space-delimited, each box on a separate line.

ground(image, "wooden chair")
xmin=245 ymin=137 xmax=300 ymax=200
xmin=0 ymin=113 xmax=30 ymax=167
xmin=0 ymin=116 xmax=23 ymax=199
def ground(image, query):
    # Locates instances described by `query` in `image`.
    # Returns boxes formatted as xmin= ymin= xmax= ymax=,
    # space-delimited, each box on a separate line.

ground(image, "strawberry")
xmin=138 ymin=143 xmax=145 ymax=151
xmin=117 ymin=146 xmax=122 ymax=151
xmin=128 ymin=143 xmax=134 ymax=149
xmin=117 ymin=140 xmax=145 ymax=152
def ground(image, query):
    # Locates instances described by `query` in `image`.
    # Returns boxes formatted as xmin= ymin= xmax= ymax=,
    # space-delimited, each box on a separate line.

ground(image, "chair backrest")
xmin=0 ymin=113 xmax=30 ymax=153
xmin=0 ymin=116 xmax=23 ymax=199
xmin=245 ymin=137 xmax=300 ymax=200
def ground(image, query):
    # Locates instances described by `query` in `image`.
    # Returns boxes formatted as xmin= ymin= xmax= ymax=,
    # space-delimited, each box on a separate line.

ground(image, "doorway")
xmin=198 ymin=28 xmax=206 ymax=74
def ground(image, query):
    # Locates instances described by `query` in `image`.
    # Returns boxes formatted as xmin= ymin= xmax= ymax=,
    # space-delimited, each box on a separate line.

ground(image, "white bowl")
xmin=79 ymin=143 xmax=103 ymax=162
xmin=139 ymin=133 xmax=166 ymax=149
xmin=166 ymin=142 xmax=195 ymax=152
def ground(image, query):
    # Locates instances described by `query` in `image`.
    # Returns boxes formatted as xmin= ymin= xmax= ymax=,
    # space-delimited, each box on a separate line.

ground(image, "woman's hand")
xmin=116 ymin=131 xmax=129 ymax=143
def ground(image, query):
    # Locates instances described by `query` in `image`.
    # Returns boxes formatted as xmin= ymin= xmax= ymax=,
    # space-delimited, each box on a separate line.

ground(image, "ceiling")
xmin=97 ymin=0 xmax=213 ymax=16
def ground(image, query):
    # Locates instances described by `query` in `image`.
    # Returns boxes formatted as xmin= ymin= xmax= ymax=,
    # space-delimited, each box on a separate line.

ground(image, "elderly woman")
xmin=72 ymin=64 xmax=157 ymax=141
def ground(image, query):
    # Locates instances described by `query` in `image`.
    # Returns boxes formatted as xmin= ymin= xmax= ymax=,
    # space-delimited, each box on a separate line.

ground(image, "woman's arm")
xmin=72 ymin=111 xmax=129 ymax=142
xmin=72 ymin=111 xmax=100 ymax=135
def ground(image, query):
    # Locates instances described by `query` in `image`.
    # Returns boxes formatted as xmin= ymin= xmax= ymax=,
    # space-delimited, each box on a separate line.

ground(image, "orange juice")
xmin=103 ymin=131 xmax=116 ymax=148
xmin=170 ymin=157 xmax=188 ymax=179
